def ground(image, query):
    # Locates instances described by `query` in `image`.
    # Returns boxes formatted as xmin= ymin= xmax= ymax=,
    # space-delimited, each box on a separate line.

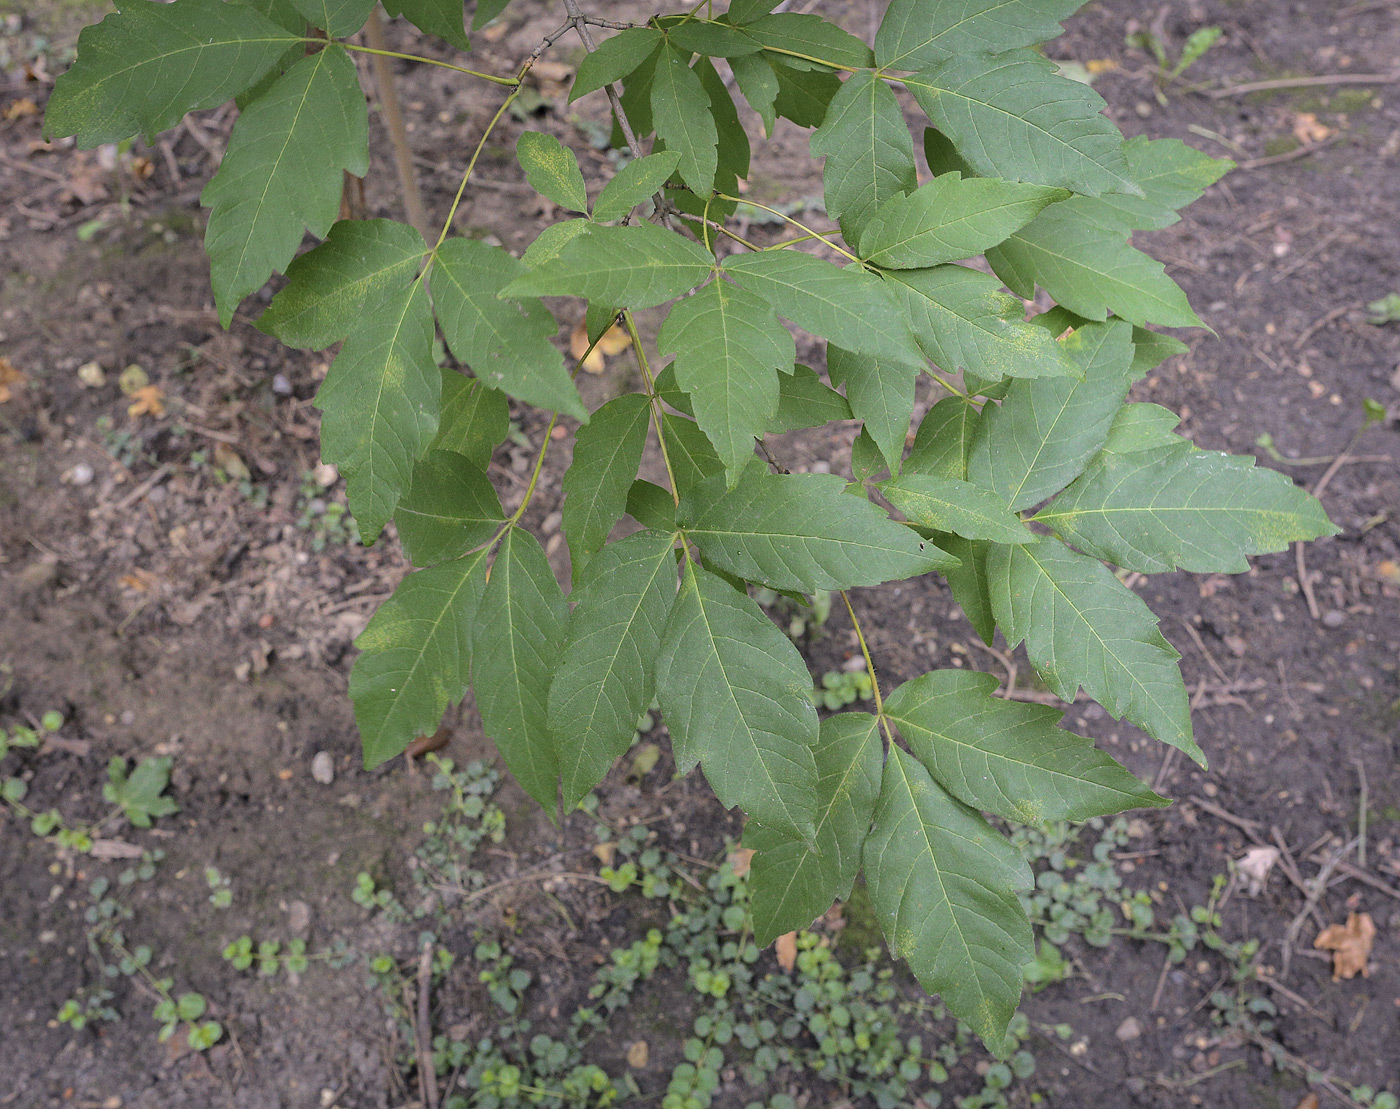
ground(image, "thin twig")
xmin=1283 ymin=838 xmax=1358 ymax=979
xmin=1237 ymin=135 xmax=1341 ymax=171
xmin=1295 ymin=541 xmax=1323 ymax=620
xmin=1208 ymin=71 xmax=1398 ymax=98
xmin=416 ymin=940 xmax=439 ymax=1109
xmin=1353 ymin=759 xmax=1368 ymax=870
xmin=1310 ymin=858 xmax=1400 ymax=902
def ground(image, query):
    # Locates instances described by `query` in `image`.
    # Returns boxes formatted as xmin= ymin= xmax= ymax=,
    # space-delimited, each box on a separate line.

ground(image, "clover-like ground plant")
xmin=45 ymin=0 xmax=1336 ymax=1051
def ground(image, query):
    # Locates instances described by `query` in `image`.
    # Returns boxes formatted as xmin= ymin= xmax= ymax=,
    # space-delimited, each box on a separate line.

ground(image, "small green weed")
xmin=1366 ymin=293 xmax=1400 ymax=325
xmin=295 ymin=470 xmax=361 ymax=551
xmin=1127 ymin=24 xmax=1223 ymax=102
xmin=810 ymin=667 xmax=875 ymax=711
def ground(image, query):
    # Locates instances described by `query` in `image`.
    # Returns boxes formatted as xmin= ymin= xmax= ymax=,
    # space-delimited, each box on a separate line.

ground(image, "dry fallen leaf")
xmin=1085 ymin=58 xmax=1119 ymax=75
xmin=127 ymin=384 xmax=166 ymax=418
xmin=592 ymin=842 xmax=616 ymax=867
xmin=3 ymin=97 xmax=39 ymax=120
xmin=0 ymin=356 xmax=25 ymax=404
xmin=1292 ymin=113 xmax=1334 ymax=144
xmin=775 ymin=931 xmax=797 ymax=972
xmin=569 ymin=318 xmax=631 ymax=373
xmin=1293 ymin=1094 xmax=1320 ymax=1109
xmin=1314 ymin=911 xmax=1375 ymax=980
xmin=726 ymin=847 xmax=754 ymax=879
xmin=626 ymin=1040 xmax=649 ymax=1069
xmin=1237 ymin=845 xmax=1280 ymax=896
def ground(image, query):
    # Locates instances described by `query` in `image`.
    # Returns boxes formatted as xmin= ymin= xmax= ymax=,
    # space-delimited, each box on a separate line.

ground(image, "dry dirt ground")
xmin=2 ymin=1 xmax=1399 ymax=1107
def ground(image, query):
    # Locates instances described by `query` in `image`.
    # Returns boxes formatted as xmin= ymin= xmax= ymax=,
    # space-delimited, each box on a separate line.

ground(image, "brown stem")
xmin=560 ymin=0 xmax=645 ymax=160
xmin=365 ymin=5 xmax=431 ymax=241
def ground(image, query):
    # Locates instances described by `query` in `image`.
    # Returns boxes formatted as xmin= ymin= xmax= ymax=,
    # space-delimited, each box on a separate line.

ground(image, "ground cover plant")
xmin=42 ymin=0 xmax=1344 ymax=1053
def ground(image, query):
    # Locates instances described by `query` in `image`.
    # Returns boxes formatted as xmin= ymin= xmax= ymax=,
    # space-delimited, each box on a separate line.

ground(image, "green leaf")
xmin=396 ymin=450 xmax=503 ymax=567
xmin=434 ymin=238 xmax=585 ymax=420
xmin=741 ymin=12 xmax=873 ymax=70
xmin=656 ymin=561 xmax=818 ymax=839
xmin=826 ymin=345 xmax=915 ymax=471
xmin=882 ymin=474 xmax=1030 ymax=543
xmin=904 ymin=396 xmax=980 ymax=480
xmin=471 ymin=0 xmax=510 ymax=31
xmin=658 ymin=280 xmax=794 ymax=480
xmin=681 ymin=468 xmax=956 ymax=592
xmin=922 ymin=124 xmax=976 ymax=177
xmin=967 ymin=319 xmax=1135 ymax=511
xmin=473 ymin=528 xmax=569 ymax=811
xmin=550 ymin=531 xmax=678 ymax=810
xmin=430 ymin=370 xmax=509 ymax=470
xmin=1036 ymin=440 xmax=1337 ymax=574
xmin=662 ymin=413 xmax=725 ymax=502
xmin=503 ymin=222 xmax=714 ymax=310
xmin=886 ymin=669 xmax=1165 ymax=824
xmin=517 ymin=132 xmax=589 ymax=214
xmin=770 ymin=364 xmax=853 ymax=432
xmin=745 ymin=712 xmax=883 ymax=945
xmin=1131 ymin=327 xmax=1189 ymax=376
xmin=935 ymin=533 xmax=995 ymax=644
xmin=288 ymin=0 xmax=373 ymax=36
xmin=315 ymin=281 xmax=439 ymax=541
xmin=988 ymin=537 xmax=1200 ymax=763
xmin=985 ymin=199 xmax=1203 ymax=328
xmin=615 ymin=47 xmax=659 ymax=137
xmin=667 ymin=20 xmax=763 ymax=57
xmin=904 ymin=50 xmax=1138 ymax=198
xmin=201 ymin=47 xmax=368 ymax=326
xmin=521 ymin=219 xmax=590 ymax=269
xmin=876 ymin=0 xmax=1087 ymax=71
xmin=771 ymin=61 xmax=841 ymax=127
xmin=351 ymin=551 xmax=489 ymax=768
xmin=729 ymin=52 xmax=780 ymax=136
xmin=809 ymin=70 xmax=918 ymax=244
xmin=258 ymin=219 xmax=427 ymax=349
xmin=881 ymin=264 xmax=1077 ymax=381
xmin=626 ymin=479 xmax=676 ymax=532
xmin=104 ymin=756 xmax=179 ymax=828
xmin=727 ymin=0 xmax=781 ymax=23
xmin=1092 ymin=402 xmax=1183 ymax=454
xmin=651 ymin=44 xmax=720 ymax=194
xmin=593 ymin=151 xmax=682 ymax=223
xmin=383 ymin=0 xmax=470 ymax=50
xmin=723 ymin=251 xmax=925 ymax=369
xmin=570 ymin=27 xmax=663 ymax=102
xmin=1088 ymin=136 xmax=1232 ymax=231
xmin=562 ymin=394 xmax=652 ymax=578
xmin=45 ymin=0 xmax=296 ymax=147
xmin=864 ymin=747 xmax=1033 ymax=1052
xmin=859 ymin=173 xmax=1068 ymax=268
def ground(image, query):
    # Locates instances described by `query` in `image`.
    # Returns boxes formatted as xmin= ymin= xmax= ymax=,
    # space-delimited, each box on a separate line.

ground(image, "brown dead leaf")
xmin=1085 ymin=58 xmax=1119 ymax=75
xmin=626 ymin=1040 xmax=649 ymax=1069
xmin=1314 ymin=911 xmax=1375 ymax=980
xmin=775 ymin=931 xmax=798 ymax=971
xmin=3 ymin=97 xmax=39 ymax=120
xmin=1237 ymin=845 xmax=1280 ymax=897
xmin=118 ymin=569 xmax=158 ymax=593
xmin=592 ymin=842 xmax=616 ymax=867
xmin=213 ymin=441 xmax=250 ymax=481
xmin=1293 ymin=1095 xmax=1319 ymax=1109
xmin=127 ymin=384 xmax=166 ymax=418
xmin=726 ymin=847 xmax=754 ymax=879
xmin=0 ymin=356 xmax=26 ymax=403
xmin=569 ymin=318 xmax=631 ymax=374
xmin=1292 ymin=113 xmax=1334 ymax=144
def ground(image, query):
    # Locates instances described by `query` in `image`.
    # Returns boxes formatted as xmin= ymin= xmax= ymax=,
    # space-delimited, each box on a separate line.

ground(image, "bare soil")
xmin=2 ymin=1 xmax=1399 ymax=1107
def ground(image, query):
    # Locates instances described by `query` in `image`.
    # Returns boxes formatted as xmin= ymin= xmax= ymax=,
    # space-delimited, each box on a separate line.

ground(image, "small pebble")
xmin=311 ymin=751 xmax=335 ymax=785
xmin=271 ymin=373 xmax=293 ymax=396
xmin=808 ymin=460 xmax=831 ymax=474
xmin=288 ymin=899 xmax=312 ymax=937
xmin=1116 ymin=1016 xmax=1142 ymax=1042
xmin=66 ymin=463 xmax=95 ymax=486
xmin=1322 ymin=609 xmax=1345 ymax=627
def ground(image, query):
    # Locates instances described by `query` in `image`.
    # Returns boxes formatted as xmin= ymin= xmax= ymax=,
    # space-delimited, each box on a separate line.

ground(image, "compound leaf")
xmin=351 ymin=550 xmax=489 ymax=768
xmin=593 ymin=150 xmax=682 ymax=223
xmin=652 ymin=45 xmax=719 ymax=195
xmin=876 ymin=0 xmax=1087 ymax=71
xmin=562 ymin=393 xmax=653 ymax=578
xmin=315 ymin=281 xmax=439 ymax=541
xmin=885 ymin=669 xmax=1165 ymax=824
xmin=904 ymin=397 xmax=980 ymax=480
xmin=656 ymin=561 xmax=818 ymax=840
xmin=681 ymin=468 xmax=956 ymax=592
xmin=383 ymin=0 xmax=470 ymax=50
xmin=745 ymin=712 xmax=883 ymax=945
xmin=936 ymin=533 xmax=995 ymax=644
xmin=430 ymin=370 xmax=509 ymax=470
xmin=968 ymin=319 xmax=1135 ymax=511
xmin=827 ymin=345 xmax=917 ymax=471
xmin=809 ymin=69 xmax=918 ymax=243
xmin=658 ymin=279 xmax=794 ymax=480
xmin=881 ymin=264 xmax=1077 ymax=381
xmin=45 ymin=0 xmax=296 ymax=147
xmin=503 ymin=222 xmax=715 ymax=310
xmin=202 ymin=47 xmax=368 ymax=326
xmin=864 ymin=746 xmax=1033 ymax=1052
xmin=517 ymin=131 xmax=590 ymax=214
xmin=723 ymin=250 xmax=925 ymax=369
xmin=667 ymin=20 xmax=764 ymax=58
xmin=882 ymin=474 xmax=1030 ymax=544
xmin=1089 ymin=136 xmax=1233 ymax=232
xmin=986 ymin=199 xmax=1203 ymax=328
xmin=473 ymin=528 xmax=569 ymax=812
xmin=258 ymin=218 xmax=427 ymax=349
xmin=287 ymin=0 xmax=373 ymax=36
xmin=550 ymin=531 xmax=678 ymax=810
xmin=1037 ymin=439 xmax=1338 ymax=573
xmin=570 ymin=27 xmax=664 ymax=102
xmin=730 ymin=52 xmax=780 ymax=136
xmin=769 ymin=364 xmax=853 ymax=432
xmin=396 ymin=450 xmax=504 ymax=567
xmin=859 ymin=173 xmax=1067 ymax=268
xmin=904 ymin=50 xmax=1137 ymax=198
xmin=662 ymin=412 xmax=726 ymax=502
xmin=988 ymin=537 xmax=1201 ymax=763
xmin=741 ymin=12 xmax=873 ymax=70
xmin=435 ymin=237 xmax=586 ymax=420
